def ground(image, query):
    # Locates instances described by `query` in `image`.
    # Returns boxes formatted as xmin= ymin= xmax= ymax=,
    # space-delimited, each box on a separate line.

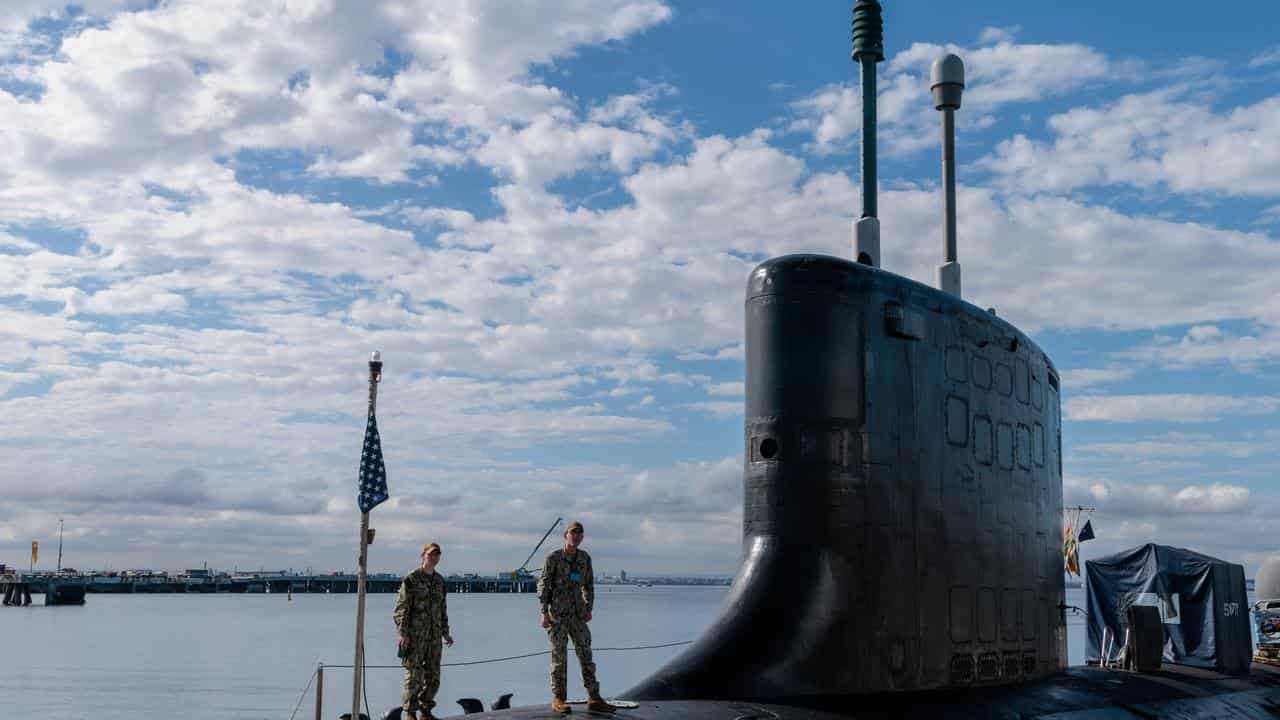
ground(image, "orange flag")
xmin=1062 ymin=526 xmax=1079 ymax=576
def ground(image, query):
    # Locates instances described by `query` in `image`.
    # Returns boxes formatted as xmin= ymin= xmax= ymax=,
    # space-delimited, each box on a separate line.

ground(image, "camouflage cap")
xmin=422 ymin=542 xmax=442 ymax=555
xmin=566 ymin=520 xmax=584 ymax=534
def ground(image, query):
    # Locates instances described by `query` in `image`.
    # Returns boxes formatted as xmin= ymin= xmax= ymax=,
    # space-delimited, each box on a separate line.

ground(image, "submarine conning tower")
xmin=625 ymin=1 xmax=1066 ymax=702
xmin=625 ymin=257 xmax=1067 ymax=700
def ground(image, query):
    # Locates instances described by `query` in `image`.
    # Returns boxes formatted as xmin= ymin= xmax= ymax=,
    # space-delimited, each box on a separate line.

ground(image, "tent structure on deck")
xmin=1085 ymin=543 xmax=1252 ymax=675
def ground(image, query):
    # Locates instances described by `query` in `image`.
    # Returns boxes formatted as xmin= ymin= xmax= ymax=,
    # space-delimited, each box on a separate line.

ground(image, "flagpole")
xmin=352 ymin=510 xmax=370 ymax=720
xmin=1069 ymin=505 xmax=1096 ymax=577
xmin=352 ymin=350 xmax=382 ymax=720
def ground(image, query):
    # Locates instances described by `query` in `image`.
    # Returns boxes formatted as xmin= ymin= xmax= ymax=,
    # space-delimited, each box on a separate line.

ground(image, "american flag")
xmin=357 ymin=411 xmax=388 ymax=513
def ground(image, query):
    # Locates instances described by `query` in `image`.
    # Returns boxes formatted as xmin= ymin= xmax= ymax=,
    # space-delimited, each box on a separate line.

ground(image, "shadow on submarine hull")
xmin=465 ymin=663 xmax=1280 ymax=720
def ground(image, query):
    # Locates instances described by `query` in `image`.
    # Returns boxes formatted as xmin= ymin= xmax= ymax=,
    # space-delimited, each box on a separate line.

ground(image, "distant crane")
xmin=512 ymin=517 xmax=562 ymax=580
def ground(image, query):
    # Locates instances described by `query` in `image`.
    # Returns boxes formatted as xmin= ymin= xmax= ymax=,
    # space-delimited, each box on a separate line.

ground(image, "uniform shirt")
xmin=394 ymin=568 xmax=450 ymax=640
xmin=537 ymin=548 xmax=594 ymax=620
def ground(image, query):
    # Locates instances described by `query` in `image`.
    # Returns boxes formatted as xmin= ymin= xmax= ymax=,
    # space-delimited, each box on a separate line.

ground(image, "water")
xmin=1 ymin=586 xmax=723 ymax=720
xmin=1 ymin=586 xmax=1260 ymax=719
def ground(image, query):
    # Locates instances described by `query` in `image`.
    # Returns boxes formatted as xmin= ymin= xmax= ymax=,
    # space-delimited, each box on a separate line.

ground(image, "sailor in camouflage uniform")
xmin=394 ymin=542 xmax=454 ymax=720
xmin=538 ymin=520 xmax=615 ymax=714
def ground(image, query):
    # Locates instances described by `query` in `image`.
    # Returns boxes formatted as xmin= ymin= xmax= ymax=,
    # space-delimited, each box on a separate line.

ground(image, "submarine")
xmin=452 ymin=2 xmax=1280 ymax=718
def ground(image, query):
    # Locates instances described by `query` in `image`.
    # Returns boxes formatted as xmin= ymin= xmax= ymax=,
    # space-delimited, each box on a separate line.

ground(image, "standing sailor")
xmin=538 ymin=520 xmax=615 ymax=714
xmin=394 ymin=542 xmax=454 ymax=720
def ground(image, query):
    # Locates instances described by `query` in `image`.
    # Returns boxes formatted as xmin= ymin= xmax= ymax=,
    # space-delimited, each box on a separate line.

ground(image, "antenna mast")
xmin=932 ymin=53 xmax=965 ymax=297
xmin=852 ymin=0 xmax=884 ymax=267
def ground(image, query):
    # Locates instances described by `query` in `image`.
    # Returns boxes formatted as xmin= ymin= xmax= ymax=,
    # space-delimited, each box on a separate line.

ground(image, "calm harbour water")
xmin=0 ymin=586 xmax=1258 ymax=719
xmin=3 ymin=585 xmax=723 ymax=720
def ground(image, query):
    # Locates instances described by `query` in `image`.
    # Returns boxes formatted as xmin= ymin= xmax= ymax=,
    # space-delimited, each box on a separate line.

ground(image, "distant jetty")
xmin=8 ymin=569 xmax=732 ymax=595
xmin=16 ymin=568 xmax=538 ymax=595
xmin=2 ymin=573 xmax=86 ymax=605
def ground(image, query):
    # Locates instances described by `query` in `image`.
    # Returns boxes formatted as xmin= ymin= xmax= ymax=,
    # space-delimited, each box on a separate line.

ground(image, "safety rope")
xmin=323 ymin=639 xmax=693 ymax=670
xmin=287 ymin=664 xmax=319 ymax=720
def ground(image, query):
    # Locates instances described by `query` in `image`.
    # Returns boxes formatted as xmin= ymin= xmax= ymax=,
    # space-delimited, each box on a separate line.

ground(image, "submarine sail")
xmin=626 ymin=255 xmax=1066 ymax=699
xmin=627 ymin=0 xmax=1065 ymax=700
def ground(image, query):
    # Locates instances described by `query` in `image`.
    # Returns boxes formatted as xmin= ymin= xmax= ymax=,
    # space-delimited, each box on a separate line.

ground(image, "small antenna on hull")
xmin=852 ymin=0 xmax=883 ymax=267
xmin=932 ymin=53 xmax=964 ymax=297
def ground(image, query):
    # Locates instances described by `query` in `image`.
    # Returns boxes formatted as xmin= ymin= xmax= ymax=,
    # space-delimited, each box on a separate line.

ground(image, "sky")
xmin=1 ymin=0 xmax=1278 ymax=578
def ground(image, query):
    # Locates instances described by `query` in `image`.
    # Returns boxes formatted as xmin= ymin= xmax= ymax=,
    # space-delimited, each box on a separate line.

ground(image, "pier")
xmin=1 ymin=575 xmax=34 ymax=606
xmin=2 ymin=574 xmax=85 ymax=605
xmin=11 ymin=570 xmax=538 ymax=595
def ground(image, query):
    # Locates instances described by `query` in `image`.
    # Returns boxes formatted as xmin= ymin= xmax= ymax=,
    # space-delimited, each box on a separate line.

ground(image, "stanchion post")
xmin=314 ymin=663 xmax=324 ymax=720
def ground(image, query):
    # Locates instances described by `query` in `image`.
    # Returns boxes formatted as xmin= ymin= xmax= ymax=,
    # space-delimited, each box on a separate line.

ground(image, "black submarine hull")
xmin=459 ymin=256 xmax=1280 ymax=717
xmin=470 ymin=663 xmax=1280 ymax=720
xmin=628 ymin=255 xmax=1065 ymax=701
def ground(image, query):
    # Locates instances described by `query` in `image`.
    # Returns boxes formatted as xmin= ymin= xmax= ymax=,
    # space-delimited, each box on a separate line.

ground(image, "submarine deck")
xmin=477 ymin=663 xmax=1280 ymax=720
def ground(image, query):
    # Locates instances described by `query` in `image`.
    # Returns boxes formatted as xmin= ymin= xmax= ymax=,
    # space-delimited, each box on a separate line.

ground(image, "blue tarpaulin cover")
xmin=1085 ymin=543 xmax=1252 ymax=674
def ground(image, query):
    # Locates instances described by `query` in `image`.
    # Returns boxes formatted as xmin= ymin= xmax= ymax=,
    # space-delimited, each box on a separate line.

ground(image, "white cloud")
xmin=398 ymin=206 xmax=477 ymax=230
xmin=1075 ymin=431 xmax=1276 ymax=459
xmin=1059 ymin=367 xmax=1135 ymax=390
xmin=982 ymin=89 xmax=1280 ymax=197
xmin=0 ymin=247 xmax=94 ymax=305
xmin=790 ymin=36 xmax=1111 ymax=154
xmin=683 ymin=401 xmax=741 ymax=418
xmin=977 ymin=27 xmax=1020 ymax=45
xmin=0 ymin=1 xmax=140 ymax=27
xmin=0 ymin=369 xmax=40 ymax=396
xmin=678 ymin=345 xmax=743 ymax=361
xmin=0 ymin=231 xmax=37 ymax=250
xmin=74 ymin=281 xmax=188 ymax=315
xmin=1120 ymin=324 xmax=1280 ymax=370
xmin=1 ymin=2 xmax=1279 ymax=577
xmin=474 ymin=113 xmax=670 ymax=184
xmin=1248 ymin=45 xmax=1280 ymax=68
xmin=1065 ymin=475 xmax=1250 ymax=515
xmin=0 ymin=0 xmax=674 ymax=187
xmin=877 ymin=189 xmax=1280 ymax=333
xmin=1065 ymin=394 xmax=1280 ymax=423
xmin=3 ymin=121 xmax=1277 ymax=571
xmin=0 ymin=2 xmax=142 ymax=61
xmin=4 ymin=454 xmax=746 ymax=575
xmin=618 ymin=456 xmax=740 ymax=518
xmin=704 ymin=381 xmax=743 ymax=397
xmin=392 ymin=132 xmax=855 ymax=365
xmin=1058 ymin=490 xmax=1278 ymax=576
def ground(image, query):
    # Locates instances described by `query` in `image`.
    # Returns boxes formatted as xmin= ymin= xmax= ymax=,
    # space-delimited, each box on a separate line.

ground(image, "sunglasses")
xmin=569 ymin=529 xmax=584 ymax=535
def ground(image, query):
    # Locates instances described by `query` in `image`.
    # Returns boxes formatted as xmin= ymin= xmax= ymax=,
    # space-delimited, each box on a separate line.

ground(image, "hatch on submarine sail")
xmin=456 ymin=2 xmax=1280 ymax=718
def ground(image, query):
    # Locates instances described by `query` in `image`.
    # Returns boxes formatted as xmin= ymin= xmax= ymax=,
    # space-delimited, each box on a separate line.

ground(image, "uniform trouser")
xmin=402 ymin=637 xmax=443 ymax=712
xmin=548 ymin=619 xmax=599 ymax=699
